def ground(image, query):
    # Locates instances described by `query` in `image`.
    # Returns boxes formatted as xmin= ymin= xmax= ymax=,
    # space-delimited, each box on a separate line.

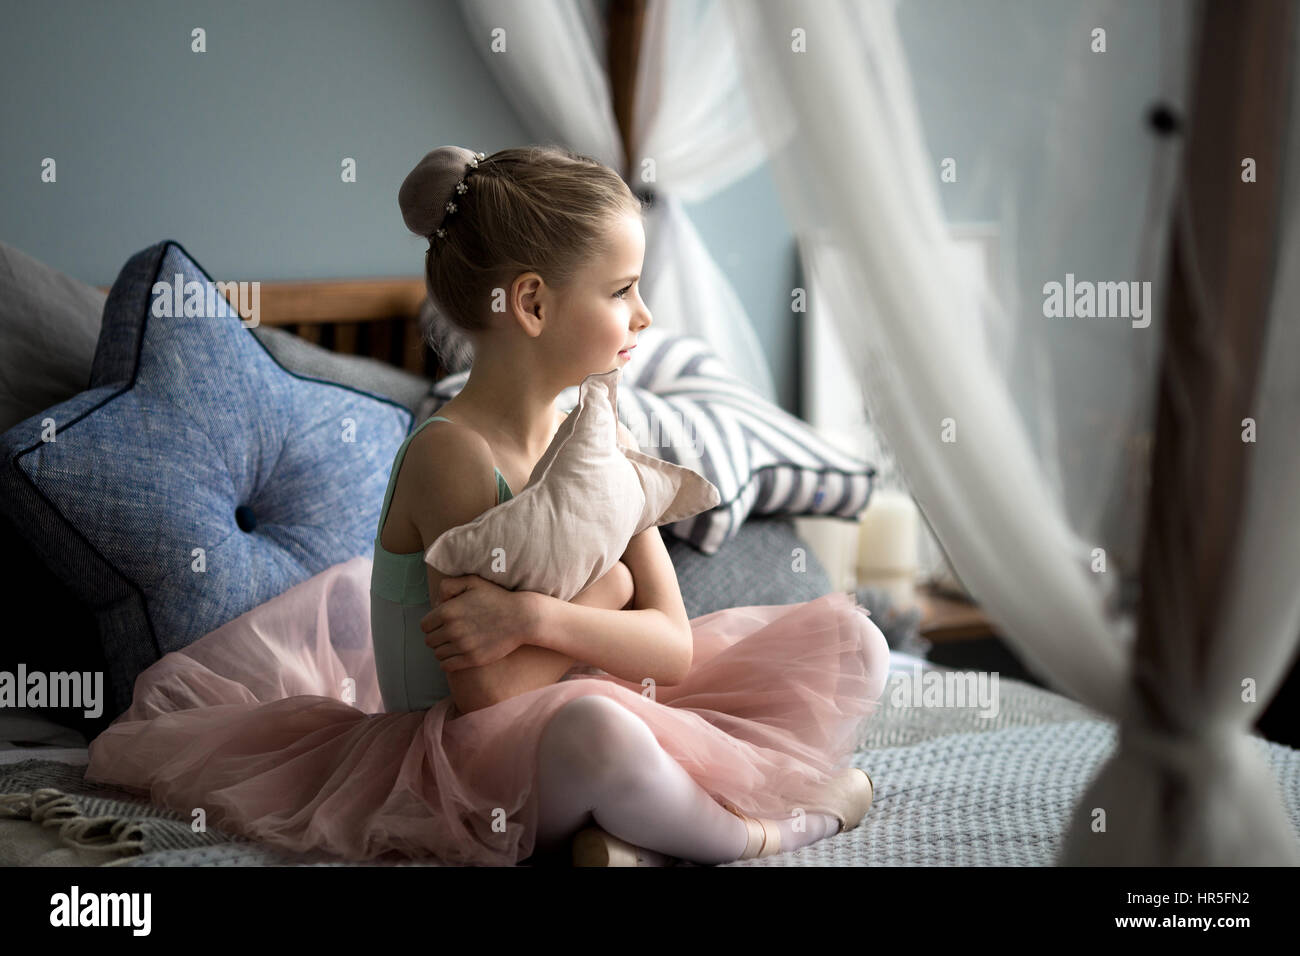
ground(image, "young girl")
xmin=84 ymin=145 xmax=891 ymax=867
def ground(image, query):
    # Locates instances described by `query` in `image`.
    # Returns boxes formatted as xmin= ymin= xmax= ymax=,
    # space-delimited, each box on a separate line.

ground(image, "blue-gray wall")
xmin=0 ymin=0 xmax=801 ymax=411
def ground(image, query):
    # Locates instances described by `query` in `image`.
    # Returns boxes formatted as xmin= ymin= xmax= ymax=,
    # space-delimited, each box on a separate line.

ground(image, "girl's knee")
xmin=855 ymin=610 xmax=892 ymax=702
xmin=539 ymin=694 xmax=654 ymax=776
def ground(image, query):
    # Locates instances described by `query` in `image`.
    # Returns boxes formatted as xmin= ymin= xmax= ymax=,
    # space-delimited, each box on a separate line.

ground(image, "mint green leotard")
xmin=370 ymin=415 xmax=513 ymax=712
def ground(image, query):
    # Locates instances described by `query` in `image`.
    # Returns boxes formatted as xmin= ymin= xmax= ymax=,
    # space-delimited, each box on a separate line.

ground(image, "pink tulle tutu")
xmin=84 ymin=556 xmax=890 ymax=865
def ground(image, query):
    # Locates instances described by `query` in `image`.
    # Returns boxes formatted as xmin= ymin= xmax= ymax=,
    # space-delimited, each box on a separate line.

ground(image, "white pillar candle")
xmin=792 ymin=516 xmax=861 ymax=592
xmin=856 ymin=488 xmax=920 ymax=608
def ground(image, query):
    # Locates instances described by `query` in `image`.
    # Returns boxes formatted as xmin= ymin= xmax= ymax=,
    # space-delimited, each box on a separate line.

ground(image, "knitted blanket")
xmin=4 ymin=665 xmax=1296 ymax=866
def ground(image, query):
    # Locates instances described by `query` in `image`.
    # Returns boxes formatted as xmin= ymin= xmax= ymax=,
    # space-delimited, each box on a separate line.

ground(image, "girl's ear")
xmin=510 ymin=273 xmax=547 ymax=338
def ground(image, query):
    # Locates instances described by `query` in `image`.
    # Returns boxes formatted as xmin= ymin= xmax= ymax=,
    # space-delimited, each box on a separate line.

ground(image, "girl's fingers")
xmin=439 ymin=576 xmax=475 ymax=601
xmin=429 ymin=635 xmax=467 ymax=663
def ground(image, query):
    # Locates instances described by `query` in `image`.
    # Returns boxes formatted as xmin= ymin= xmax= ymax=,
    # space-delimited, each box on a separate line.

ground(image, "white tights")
xmin=531 ymin=694 xmax=841 ymax=864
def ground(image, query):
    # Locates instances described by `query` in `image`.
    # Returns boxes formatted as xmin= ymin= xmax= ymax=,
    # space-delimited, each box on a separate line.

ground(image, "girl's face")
xmin=545 ymin=213 xmax=652 ymax=384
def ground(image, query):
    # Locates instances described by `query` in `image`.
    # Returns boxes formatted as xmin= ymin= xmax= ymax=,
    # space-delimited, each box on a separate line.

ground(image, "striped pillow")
xmin=430 ymin=328 xmax=876 ymax=554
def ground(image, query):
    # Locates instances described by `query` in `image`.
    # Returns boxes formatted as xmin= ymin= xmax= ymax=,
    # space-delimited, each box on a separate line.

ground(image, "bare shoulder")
xmin=400 ymin=420 xmax=500 ymax=543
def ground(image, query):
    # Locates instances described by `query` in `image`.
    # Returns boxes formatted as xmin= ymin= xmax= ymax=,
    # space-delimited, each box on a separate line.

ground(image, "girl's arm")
xmin=419 ymin=420 xmax=680 ymax=712
xmin=569 ymin=559 xmax=634 ymax=611
xmin=525 ymin=420 xmax=693 ymax=686
xmin=440 ymin=562 xmax=633 ymax=715
xmin=529 ymin=523 xmax=693 ymax=686
xmin=404 ymin=423 xmax=591 ymax=716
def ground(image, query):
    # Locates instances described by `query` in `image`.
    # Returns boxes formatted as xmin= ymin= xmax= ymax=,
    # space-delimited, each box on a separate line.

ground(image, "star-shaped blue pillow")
xmin=0 ymin=241 xmax=411 ymax=719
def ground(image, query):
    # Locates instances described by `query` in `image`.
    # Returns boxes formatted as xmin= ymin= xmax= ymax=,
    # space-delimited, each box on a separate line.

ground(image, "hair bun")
xmin=399 ymin=146 xmax=481 ymax=238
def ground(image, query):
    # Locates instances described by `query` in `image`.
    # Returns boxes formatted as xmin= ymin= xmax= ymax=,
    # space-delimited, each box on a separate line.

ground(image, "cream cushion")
xmin=424 ymin=368 xmax=719 ymax=600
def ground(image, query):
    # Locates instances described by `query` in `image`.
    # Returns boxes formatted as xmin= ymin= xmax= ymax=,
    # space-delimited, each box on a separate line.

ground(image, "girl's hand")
xmin=420 ymin=575 xmax=538 ymax=672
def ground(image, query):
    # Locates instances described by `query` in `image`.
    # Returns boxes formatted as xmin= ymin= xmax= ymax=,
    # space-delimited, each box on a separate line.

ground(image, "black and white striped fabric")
xmin=430 ymin=327 xmax=876 ymax=554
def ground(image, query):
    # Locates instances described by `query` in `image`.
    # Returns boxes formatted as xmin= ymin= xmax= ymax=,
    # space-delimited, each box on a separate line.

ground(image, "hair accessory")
xmin=398 ymin=147 xmax=488 ymax=242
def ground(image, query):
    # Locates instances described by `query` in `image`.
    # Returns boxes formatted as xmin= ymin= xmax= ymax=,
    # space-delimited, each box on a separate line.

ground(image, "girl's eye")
xmin=614 ymin=283 xmax=632 ymax=299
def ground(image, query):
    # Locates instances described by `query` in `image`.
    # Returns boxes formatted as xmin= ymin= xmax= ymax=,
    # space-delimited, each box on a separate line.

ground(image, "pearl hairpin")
xmin=431 ymin=151 xmax=487 ymax=243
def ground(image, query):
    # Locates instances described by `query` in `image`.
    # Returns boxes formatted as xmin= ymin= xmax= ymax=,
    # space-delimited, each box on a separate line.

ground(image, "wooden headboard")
xmin=99 ymin=276 xmax=443 ymax=379
xmin=249 ymin=278 xmax=436 ymax=377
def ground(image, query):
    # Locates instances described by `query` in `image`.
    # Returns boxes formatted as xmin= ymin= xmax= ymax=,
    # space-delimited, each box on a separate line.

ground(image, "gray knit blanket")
xmin=4 ymin=664 xmax=1297 ymax=866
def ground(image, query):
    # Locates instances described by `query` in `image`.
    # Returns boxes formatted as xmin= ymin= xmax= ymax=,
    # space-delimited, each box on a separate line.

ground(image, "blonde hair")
xmin=400 ymin=144 xmax=644 ymax=371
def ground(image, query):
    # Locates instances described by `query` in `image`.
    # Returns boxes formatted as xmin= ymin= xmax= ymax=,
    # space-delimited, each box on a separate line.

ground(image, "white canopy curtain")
xmin=723 ymin=0 xmax=1300 ymax=866
xmin=454 ymin=0 xmax=778 ymax=401
xmin=628 ymin=0 xmax=778 ymax=403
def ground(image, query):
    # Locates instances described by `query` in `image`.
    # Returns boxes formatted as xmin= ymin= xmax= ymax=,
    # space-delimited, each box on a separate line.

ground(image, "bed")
xmin=3 ymin=239 xmax=1298 ymax=867
xmin=2 ymin=651 xmax=1156 ymax=867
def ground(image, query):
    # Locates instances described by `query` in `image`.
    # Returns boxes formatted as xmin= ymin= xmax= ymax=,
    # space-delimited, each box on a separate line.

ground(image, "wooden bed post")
xmin=607 ymin=0 xmax=647 ymax=183
xmin=1131 ymin=1 xmax=1293 ymax=734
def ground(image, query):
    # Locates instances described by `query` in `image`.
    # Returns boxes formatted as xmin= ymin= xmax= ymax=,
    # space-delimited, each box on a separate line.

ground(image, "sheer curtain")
xmin=724 ymin=0 xmax=1300 ymax=865
xmin=630 ymin=0 xmax=777 ymax=401
xmin=456 ymin=0 xmax=623 ymax=170
xmin=454 ymin=0 xmax=777 ymax=400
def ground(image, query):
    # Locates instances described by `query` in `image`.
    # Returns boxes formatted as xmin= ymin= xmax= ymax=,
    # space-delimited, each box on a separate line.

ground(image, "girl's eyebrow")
xmin=612 ymin=274 xmax=639 ymax=285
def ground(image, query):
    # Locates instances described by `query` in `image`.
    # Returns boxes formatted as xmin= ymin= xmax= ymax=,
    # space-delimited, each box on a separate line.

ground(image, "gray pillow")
xmin=667 ymin=518 xmax=921 ymax=650
xmin=665 ymin=516 xmax=833 ymax=618
xmin=0 ymin=239 xmax=437 ymax=426
xmin=250 ymin=324 xmax=433 ymax=424
xmin=0 ymin=240 xmax=106 ymax=433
